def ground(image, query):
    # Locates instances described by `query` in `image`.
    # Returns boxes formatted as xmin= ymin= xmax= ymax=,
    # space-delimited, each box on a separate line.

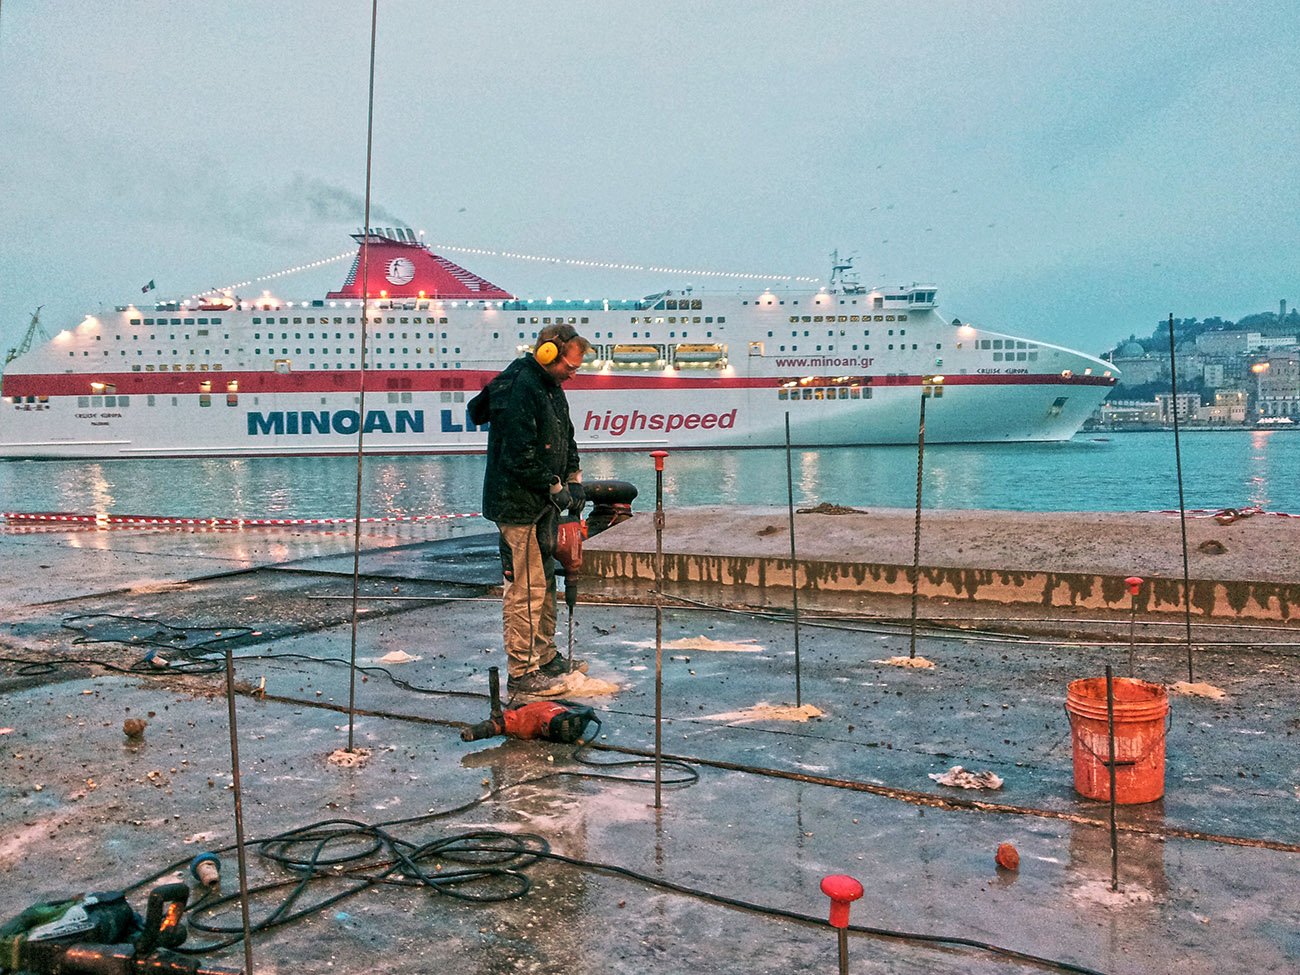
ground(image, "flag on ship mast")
xmin=141 ymin=280 xmax=156 ymax=294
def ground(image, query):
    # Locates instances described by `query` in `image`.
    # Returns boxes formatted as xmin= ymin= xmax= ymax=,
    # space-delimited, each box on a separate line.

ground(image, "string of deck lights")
xmin=428 ymin=240 xmax=821 ymax=283
xmin=185 ymin=251 xmax=358 ymax=302
xmin=173 ymin=239 xmax=819 ymax=304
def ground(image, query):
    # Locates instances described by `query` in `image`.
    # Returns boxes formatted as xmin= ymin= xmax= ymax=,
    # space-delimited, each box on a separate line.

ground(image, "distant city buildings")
xmin=1092 ymin=311 xmax=1300 ymax=429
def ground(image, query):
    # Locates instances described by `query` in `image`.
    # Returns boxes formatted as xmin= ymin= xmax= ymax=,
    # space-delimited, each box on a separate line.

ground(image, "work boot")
xmin=507 ymin=668 xmax=568 ymax=698
xmin=540 ymin=652 xmax=588 ymax=677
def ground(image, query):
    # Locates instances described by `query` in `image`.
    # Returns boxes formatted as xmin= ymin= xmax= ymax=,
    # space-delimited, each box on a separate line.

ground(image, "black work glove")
xmin=567 ymin=481 xmax=586 ymax=516
xmin=548 ymin=478 xmax=572 ymax=512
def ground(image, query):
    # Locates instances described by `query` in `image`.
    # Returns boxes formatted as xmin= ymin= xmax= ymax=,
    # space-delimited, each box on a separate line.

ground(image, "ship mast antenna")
xmin=828 ymin=251 xmax=865 ymax=295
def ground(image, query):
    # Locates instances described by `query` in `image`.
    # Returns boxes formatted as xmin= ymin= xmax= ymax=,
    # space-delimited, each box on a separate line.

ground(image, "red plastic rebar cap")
xmin=820 ymin=874 xmax=864 ymax=928
xmin=1124 ymin=575 xmax=1143 ymax=596
xmin=649 ymin=449 xmax=668 ymax=471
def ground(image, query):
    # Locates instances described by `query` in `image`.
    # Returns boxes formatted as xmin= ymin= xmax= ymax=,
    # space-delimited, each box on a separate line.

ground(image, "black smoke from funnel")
xmin=291 ymin=174 xmax=405 ymax=227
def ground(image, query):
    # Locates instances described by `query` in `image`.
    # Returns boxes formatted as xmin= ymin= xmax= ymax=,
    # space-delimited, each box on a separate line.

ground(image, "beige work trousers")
xmin=498 ymin=522 xmax=558 ymax=678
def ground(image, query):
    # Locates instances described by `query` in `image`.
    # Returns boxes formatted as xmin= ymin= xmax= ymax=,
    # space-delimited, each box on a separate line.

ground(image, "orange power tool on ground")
xmin=460 ymin=667 xmax=597 ymax=744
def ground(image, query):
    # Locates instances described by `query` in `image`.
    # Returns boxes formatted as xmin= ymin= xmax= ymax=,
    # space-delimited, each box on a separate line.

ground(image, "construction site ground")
xmin=2 ymin=509 xmax=1298 ymax=975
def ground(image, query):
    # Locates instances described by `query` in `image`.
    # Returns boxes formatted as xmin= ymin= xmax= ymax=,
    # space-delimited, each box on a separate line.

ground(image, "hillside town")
xmin=1090 ymin=300 xmax=1300 ymax=430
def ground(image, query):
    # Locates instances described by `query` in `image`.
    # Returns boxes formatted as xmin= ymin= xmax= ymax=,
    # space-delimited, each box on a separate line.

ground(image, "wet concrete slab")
xmin=2 ymin=519 xmax=1300 ymax=974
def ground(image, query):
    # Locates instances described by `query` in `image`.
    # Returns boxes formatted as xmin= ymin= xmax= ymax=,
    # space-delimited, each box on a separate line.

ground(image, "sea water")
xmin=0 ymin=430 xmax=1295 ymax=520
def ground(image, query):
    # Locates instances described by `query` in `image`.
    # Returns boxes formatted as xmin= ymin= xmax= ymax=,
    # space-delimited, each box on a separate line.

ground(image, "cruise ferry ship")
xmin=0 ymin=231 xmax=1117 ymax=459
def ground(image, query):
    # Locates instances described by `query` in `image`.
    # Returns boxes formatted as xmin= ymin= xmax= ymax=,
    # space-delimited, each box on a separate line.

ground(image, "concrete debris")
xmin=1070 ymin=879 xmax=1157 ymax=907
xmin=327 ymin=747 xmax=372 ymax=767
xmin=376 ymin=650 xmax=421 ymax=664
xmin=700 ymin=702 xmax=824 ymax=723
xmin=559 ymin=672 xmax=620 ymax=697
xmin=795 ymin=502 xmax=868 ymax=515
xmin=876 ymin=655 xmax=936 ymax=669
xmin=122 ymin=717 xmax=147 ymax=740
xmin=631 ymin=636 xmax=763 ymax=653
xmin=929 ymin=766 xmax=1004 ymax=790
xmin=1171 ymin=681 xmax=1227 ymax=700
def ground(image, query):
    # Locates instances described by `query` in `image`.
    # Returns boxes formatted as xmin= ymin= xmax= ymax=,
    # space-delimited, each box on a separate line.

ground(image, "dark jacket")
xmin=469 ymin=356 xmax=579 ymax=525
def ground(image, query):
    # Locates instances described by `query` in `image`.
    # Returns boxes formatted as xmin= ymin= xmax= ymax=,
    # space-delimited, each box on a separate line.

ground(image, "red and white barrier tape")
xmin=1 ymin=511 xmax=482 ymax=529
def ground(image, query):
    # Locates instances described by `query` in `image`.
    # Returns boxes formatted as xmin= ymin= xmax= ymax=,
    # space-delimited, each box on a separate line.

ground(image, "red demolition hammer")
xmin=460 ymin=667 xmax=597 ymax=744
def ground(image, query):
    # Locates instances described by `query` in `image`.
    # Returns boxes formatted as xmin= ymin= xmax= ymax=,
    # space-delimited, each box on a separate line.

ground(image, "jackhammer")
xmin=460 ymin=666 xmax=598 ymax=744
xmin=1 ymin=884 xmax=242 ymax=975
xmin=555 ymin=512 xmax=585 ymax=669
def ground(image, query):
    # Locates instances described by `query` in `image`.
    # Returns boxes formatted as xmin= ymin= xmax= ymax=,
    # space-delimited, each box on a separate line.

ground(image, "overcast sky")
xmin=2 ymin=1 xmax=1297 ymax=356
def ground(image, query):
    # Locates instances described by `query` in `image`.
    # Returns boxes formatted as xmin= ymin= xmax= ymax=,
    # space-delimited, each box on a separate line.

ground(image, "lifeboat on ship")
xmin=672 ymin=342 xmax=727 ymax=365
xmin=610 ymin=344 xmax=662 ymax=364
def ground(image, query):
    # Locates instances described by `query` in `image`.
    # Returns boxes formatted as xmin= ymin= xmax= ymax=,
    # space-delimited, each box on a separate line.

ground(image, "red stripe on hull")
xmin=3 ymin=369 xmax=1115 ymax=398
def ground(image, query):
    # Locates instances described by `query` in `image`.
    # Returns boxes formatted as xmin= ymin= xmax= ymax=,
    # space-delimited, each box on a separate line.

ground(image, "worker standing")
xmin=469 ymin=323 xmax=591 ymax=697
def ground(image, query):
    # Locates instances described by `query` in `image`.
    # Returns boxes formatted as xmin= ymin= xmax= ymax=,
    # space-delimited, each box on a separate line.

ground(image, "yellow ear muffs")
xmin=533 ymin=324 xmax=577 ymax=366
xmin=534 ymin=339 xmax=560 ymax=365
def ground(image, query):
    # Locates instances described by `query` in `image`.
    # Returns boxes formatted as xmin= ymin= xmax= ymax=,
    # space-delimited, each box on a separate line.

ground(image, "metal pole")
xmin=1105 ymin=664 xmax=1120 ymax=893
xmin=1167 ymin=314 xmax=1195 ymax=681
xmin=909 ymin=381 xmax=931 ymax=659
xmin=785 ymin=413 xmax=802 ymax=706
xmin=837 ymin=928 xmax=849 ymax=975
xmin=345 ymin=0 xmax=382 ymax=754
xmin=1128 ymin=598 xmax=1137 ymax=678
xmin=1124 ymin=576 xmax=1143 ymax=678
xmin=650 ymin=450 xmax=668 ymax=808
xmin=222 ymin=646 xmax=256 ymax=975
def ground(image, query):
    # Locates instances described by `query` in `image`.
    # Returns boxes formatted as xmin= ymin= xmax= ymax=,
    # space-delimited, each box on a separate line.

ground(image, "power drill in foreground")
xmin=1 ymin=883 xmax=242 ymax=975
xmin=460 ymin=667 xmax=597 ymax=744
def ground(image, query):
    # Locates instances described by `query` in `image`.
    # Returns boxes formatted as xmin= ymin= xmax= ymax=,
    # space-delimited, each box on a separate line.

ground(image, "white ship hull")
xmin=2 ymin=233 xmax=1117 ymax=459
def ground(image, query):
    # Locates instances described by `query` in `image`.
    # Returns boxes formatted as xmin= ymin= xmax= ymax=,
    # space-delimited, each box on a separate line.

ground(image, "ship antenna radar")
xmin=828 ymin=251 xmax=864 ymax=295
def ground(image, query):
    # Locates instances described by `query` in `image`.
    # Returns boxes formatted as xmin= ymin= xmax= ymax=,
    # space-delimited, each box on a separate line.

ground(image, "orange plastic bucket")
xmin=1065 ymin=677 xmax=1169 ymax=804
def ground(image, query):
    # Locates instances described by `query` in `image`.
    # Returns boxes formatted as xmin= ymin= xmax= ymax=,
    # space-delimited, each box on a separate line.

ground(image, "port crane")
xmin=5 ymin=306 xmax=46 ymax=365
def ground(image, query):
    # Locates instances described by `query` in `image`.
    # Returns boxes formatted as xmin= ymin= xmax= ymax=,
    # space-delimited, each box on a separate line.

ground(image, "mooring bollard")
xmin=820 ymin=874 xmax=863 ymax=975
xmin=650 ymin=449 xmax=668 ymax=809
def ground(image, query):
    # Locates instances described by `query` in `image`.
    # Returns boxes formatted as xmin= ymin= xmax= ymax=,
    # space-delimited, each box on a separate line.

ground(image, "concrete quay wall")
xmin=585 ymin=548 xmax=1300 ymax=621
xmin=583 ymin=506 xmax=1300 ymax=621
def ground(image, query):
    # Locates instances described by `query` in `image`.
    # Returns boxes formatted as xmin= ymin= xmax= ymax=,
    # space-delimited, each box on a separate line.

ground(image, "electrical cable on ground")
xmin=115 ymin=760 xmax=1104 ymax=975
xmin=8 ymin=640 xmax=1296 ymax=857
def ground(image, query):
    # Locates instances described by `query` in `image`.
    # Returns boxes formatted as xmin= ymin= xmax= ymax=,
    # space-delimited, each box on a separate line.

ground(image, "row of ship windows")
xmin=747 ymin=296 xmax=926 ymax=307
xmin=776 ymin=328 xmax=906 ymax=338
xmin=248 ymin=317 xmax=454 ymax=326
xmin=133 ymin=318 xmax=226 ymax=326
xmin=788 ymin=314 xmax=908 ymax=323
xmin=626 ymin=316 xmax=723 ymax=325
xmin=60 ymin=390 xmax=472 ymax=409
xmin=99 ymin=333 xmax=228 ymax=341
xmin=80 ymin=344 xmax=1040 ymax=365
xmin=33 ymin=390 xmax=471 ymax=409
xmin=778 ymin=387 xmax=875 ymax=401
xmin=78 ymin=356 xmax=231 ymax=364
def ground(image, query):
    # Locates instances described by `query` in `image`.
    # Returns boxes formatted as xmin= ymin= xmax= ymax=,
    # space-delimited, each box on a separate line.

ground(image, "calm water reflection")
xmin=1 ymin=431 xmax=1296 ymax=519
